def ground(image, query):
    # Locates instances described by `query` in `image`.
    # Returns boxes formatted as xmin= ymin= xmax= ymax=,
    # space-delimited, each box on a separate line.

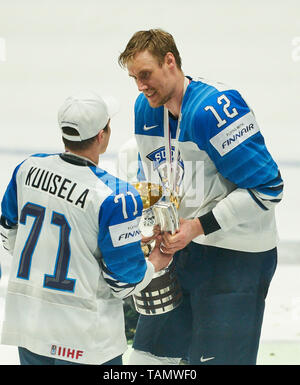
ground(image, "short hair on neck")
xmin=61 ymin=123 xmax=108 ymax=151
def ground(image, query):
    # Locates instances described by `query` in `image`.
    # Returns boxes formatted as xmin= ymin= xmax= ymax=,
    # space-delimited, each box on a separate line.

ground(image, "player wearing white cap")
xmin=0 ymin=91 xmax=172 ymax=365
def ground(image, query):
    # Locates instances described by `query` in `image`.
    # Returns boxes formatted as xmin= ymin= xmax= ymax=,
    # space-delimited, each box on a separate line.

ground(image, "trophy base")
xmin=133 ymin=263 xmax=183 ymax=315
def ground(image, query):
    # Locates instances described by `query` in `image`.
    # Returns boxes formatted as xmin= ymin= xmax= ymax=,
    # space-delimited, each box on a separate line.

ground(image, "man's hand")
xmin=141 ymin=224 xmax=161 ymax=244
xmin=160 ymin=218 xmax=204 ymax=255
xmin=147 ymin=235 xmax=173 ymax=272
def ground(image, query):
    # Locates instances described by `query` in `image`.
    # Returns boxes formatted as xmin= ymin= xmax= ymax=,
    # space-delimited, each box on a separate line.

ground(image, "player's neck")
xmin=65 ymin=149 xmax=99 ymax=166
xmin=164 ymin=72 xmax=186 ymax=118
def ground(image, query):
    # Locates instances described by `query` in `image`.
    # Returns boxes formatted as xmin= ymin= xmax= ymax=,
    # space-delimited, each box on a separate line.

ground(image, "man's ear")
xmin=165 ymin=52 xmax=176 ymax=69
xmin=97 ymin=129 xmax=104 ymax=143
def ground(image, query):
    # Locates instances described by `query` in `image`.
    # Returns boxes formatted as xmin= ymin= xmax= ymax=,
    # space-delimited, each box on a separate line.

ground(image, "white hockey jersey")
xmin=118 ymin=77 xmax=284 ymax=252
xmin=0 ymin=152 xmax=154 ymax=364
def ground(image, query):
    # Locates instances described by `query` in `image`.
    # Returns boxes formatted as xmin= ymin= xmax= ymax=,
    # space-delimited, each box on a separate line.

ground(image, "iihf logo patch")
xmin=49 ymin=344 xmax=84 ymax=360
xmin=50 ymin=345 xmax=57 ymax=355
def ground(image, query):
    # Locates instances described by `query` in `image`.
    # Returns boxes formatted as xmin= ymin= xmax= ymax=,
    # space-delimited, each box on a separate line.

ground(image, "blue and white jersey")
xmin=0 ymin=152 xmax=154 ymax=364
xmin=132 ymin=76 xmax=283 ymax=252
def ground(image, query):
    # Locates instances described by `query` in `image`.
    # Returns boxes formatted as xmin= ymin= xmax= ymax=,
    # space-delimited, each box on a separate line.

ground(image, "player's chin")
xmin=147 ymin=98 xmax=159 ymax=108
xmin=146 ymin=93 xmax=164 ymax=108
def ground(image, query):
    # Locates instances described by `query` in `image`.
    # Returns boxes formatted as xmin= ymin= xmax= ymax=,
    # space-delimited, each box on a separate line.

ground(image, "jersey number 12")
xmin=204 ymin=94 xmax=238 ymax=128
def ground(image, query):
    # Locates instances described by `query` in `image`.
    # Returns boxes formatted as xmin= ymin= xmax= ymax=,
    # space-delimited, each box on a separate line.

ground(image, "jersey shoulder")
xmin=89 ymin=165 xmax=137 ymax=195
xmin=89 ymin=165 xmax=142 ymax=225
xmin=182 ymin=77 xmax=251 ymax=145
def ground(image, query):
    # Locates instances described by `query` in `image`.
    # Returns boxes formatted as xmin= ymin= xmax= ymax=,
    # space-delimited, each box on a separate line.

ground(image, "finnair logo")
xmin=109 ymin=218 xmax=142 ymax=247
xmin=222 ymin=123 xmax=255 ymax=149
xmin=118 ymin=229 xmax=141 ymax=241
xmin=209 ymin=112 xmax=260 ymax=156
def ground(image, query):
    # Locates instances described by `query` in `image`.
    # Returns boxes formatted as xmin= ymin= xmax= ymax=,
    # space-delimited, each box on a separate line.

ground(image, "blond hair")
xmin=118 ymin=29 xmax=182 ymax=69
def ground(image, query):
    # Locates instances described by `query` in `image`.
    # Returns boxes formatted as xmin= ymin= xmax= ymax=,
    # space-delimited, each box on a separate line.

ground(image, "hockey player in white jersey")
xmin=118 ymin=29 xmax=284 ymax=365
xmin=0 ymin=91 xmax=172 ymax=365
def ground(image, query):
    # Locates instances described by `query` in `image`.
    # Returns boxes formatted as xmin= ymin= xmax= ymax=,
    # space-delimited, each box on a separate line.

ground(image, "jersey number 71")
xmin=17 ymin=202 xmax=76 ymax=292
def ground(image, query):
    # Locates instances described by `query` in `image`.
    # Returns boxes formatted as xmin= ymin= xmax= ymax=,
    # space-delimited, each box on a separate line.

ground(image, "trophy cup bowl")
xmin=132 ymin=181 xmax=183 ymax=315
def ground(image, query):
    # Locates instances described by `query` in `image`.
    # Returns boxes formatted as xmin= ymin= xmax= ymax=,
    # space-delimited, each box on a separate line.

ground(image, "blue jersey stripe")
xmin=89 ymin=165 xmax=146 ymax=285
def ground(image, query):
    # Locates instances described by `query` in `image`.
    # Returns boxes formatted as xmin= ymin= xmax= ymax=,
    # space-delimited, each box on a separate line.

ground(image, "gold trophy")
xmin=132 ymin=181 xmax=183 ymax=315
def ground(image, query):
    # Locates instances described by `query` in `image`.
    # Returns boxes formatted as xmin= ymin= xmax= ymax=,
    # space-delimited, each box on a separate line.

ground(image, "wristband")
xmin=198 ymin=211 xmax=220 ymax=235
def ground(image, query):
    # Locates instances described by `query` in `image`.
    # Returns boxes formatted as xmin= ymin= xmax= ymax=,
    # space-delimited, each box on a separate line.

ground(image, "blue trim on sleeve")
xmin=1 ymin=154 xmax=61 ymax=225
xmin=89 ymin=165 xmax=147 ymax=284
xmin=1 ymin=161 xmax=24 ymax=225
xmin=247 ymin=189 xmax=268 ymax=211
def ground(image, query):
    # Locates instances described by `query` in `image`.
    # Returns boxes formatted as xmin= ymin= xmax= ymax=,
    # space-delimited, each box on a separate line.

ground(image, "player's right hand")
xmin=147 ymin=235 xmax=173 ymax=272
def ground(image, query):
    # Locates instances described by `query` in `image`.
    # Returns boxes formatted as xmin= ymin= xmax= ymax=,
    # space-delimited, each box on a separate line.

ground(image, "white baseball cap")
xmin=58 ymin=91 xmax=119 ymax=142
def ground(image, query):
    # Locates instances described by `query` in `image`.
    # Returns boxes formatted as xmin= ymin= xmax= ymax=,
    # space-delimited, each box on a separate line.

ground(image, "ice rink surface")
xmin=0 ymin=0 xmax=299 ymax=365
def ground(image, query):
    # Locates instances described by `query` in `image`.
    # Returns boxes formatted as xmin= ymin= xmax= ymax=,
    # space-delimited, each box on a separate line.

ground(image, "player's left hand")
xmin=160 ymin=218 xmax=204 ymax=254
